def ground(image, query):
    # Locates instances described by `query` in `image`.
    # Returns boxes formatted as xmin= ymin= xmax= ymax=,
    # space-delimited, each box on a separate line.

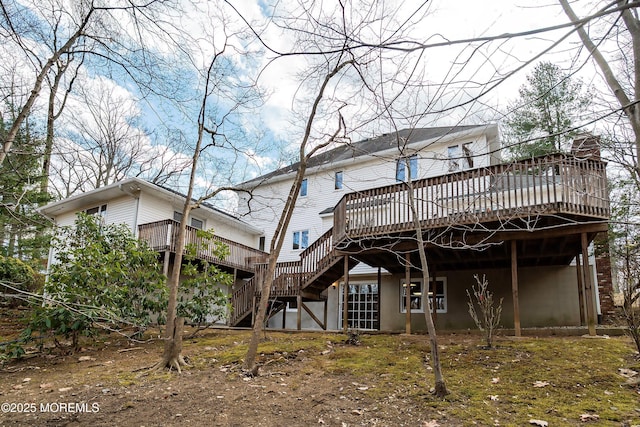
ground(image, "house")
xmin=38 ymin=178 xmax=268 ymax=323
xmin=235 ymin=124 xmax=613 ymax=334
xmin=40 ymin=124 xmax=613 ymax=335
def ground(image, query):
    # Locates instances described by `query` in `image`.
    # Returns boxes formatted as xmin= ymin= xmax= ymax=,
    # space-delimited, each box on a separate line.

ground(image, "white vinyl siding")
xmin=103 ymin=196 xmax=136 ymax=230
xmin=241 ymin=131 xmax=496 ymax=263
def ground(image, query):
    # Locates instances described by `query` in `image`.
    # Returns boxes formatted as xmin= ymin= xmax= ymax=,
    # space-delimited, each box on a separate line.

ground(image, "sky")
xmin=2 ymin=0 xmax=623 ymax=205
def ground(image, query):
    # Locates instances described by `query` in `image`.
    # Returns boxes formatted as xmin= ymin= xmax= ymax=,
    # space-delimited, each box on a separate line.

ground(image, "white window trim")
xmin=334 ymin=171 xmax=344 ymax=191
xmin=400 ymin=277 xmax=447 ymax=314
xmin=292 ymin=229 xmax=309 ymax=251
xmin=173 ymin=211 xmax=205 ymax=230
xmin=396 ymin=154 xmax=418 ymax=182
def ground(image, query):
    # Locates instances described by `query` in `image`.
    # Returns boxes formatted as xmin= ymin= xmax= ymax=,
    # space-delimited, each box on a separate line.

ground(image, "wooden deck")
xmin=137 ymin=219 xmax=268 ymax=275
xmin=333 ymin=154 xmax=608 ymax=242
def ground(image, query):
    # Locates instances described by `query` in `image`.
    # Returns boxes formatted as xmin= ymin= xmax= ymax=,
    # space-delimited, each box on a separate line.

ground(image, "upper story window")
xmin=173 ymin=211 xmax=204 ymax=230
xmin=335 ymin=171 xmax=343 ymax=190
xmin=448 ymin=145 xmax=461 ymax=171
xmin=396 ymin=155 xmax=418 ymax=182
xmin=462 ymin=143 xmax=474 ymax=168
xmin=292 ymin=230 xmax=309 ymax=250
xmin=300 ymin=179 xmax=308 ymax=197
xmin=448 ymin=143 xmax=474 ymax=172
xmin=85 ymin=204 xmax=107 ymax=221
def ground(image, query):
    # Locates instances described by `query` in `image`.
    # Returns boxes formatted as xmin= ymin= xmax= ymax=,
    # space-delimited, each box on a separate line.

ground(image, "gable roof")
xmin=240 ymin=124 xmax=492 ymax=187
xmin=38 ymin=177 xmax=263 ymax=234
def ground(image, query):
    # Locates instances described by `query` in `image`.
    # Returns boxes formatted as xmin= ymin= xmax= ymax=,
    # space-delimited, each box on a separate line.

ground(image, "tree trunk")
xmin=406 ymin=178 xmax=449 ymax=397
xmin=156 ymin=316 xmax=187 ymax=372
xmin=243 ymin=62 xmax=350 ymax=375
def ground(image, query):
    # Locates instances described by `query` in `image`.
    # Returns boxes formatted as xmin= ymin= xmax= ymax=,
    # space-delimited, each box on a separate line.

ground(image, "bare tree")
xmin=559 ymin=0 xmax=640 ymax=344
xmin=148 ymin=7 xmax=265 ymax=371
xmin=243 ymin=63 xmax=350 ymax=374
xmin=0 ymin=0 xmax=182 ymax=170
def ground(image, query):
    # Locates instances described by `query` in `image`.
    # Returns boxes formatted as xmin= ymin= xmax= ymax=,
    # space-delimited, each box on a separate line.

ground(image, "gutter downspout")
xmin=119 ymin=183 xmax=141 ymax=237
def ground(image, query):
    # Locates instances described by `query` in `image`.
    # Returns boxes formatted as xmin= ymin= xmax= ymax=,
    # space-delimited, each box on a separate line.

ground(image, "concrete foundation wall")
xmin=267 ymin=265 xmax=585 ymax=332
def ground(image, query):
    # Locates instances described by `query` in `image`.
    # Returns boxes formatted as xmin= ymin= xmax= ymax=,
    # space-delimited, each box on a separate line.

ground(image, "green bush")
xmin=0 ymin=255 xmax=39 ymax=307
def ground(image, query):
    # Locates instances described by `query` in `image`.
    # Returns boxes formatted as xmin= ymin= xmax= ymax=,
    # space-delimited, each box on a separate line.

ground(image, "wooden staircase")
xmin=229 ymin=227 xmax=358 ymax=326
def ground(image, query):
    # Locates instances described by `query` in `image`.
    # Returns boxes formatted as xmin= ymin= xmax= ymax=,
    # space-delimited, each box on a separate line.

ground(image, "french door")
xmin=339 ymin=283 xmax=379 ymax=330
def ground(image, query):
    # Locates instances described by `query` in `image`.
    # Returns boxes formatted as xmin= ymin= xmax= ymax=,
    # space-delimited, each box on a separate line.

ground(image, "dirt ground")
xmin=2 ymin=310 xmax=639 ymax=427
xmin=0 ymin=326 xmax=449 ymax=427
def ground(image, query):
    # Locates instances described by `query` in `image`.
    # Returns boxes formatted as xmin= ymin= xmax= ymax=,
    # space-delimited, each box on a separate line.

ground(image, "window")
xmin=448 ymin=143 xmax=474 ymax=171
xmin=173 ymin=211 xmax=204 ymax=229
xmin=462 ymin=142 xmax=474 ymax=168
xmin=300 ymin=179 xmax=308 ymax=197
xmin=335 ymin=171 xmax=343 ymax=190
xmin=259 ymin=236 xmax=266 ymax=252
xmin=396 ymin=155 xmax=418 ymax=182
xmin=448 ymin=145 xmax=461 ymax=171
xmin=85 ymin=204 xmax=107 ymax=222
xmin=400 ymin=279 xmax=424 ymax=312
xmin=190 ymin=217 xmax=204 ymax=230
xmin=400 ymin=277 xmax=447 ymax=313
xmin=292 ymin=230 xmax=309 ymax=250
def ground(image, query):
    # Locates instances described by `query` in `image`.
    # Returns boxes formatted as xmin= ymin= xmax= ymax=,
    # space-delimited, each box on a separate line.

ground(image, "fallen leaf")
xmin=351 ymin=409 xmax=363 ymax=416
xmin=580 ymin=413 xmax=600 ymax=422
xmin=489 ymin=395 xmax=499 ymax=401
xmin=58 ymin=387 xmax=72 ymax=392
xmin=533 ymin=381 xmax=549 ymax=388
xmin=422 ymin=421 xmax=440 ymax=427
xmin=491 ymin=377 xmax=500 ymax=384
xmin=78 ymin=356 xmax=96 ymax=362
xmin=529 ymin=420 xmax=548 ymax=427
xmin=618 ymin=368 xmax=638 ymax=378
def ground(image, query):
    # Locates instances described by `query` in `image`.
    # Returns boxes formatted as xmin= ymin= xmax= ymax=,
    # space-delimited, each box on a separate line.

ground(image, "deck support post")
xmin=575 ymin=254 xmax=586 ymax=326
xmin=282 ymin=302 xmax=287 ymax=329
xmin=323 ymin=299 xmax=328 ymax=331
xmin=581 ymin=233 xmax=597 ymax=336
xmin=511 ymin=240 xmax=521 ymax=337
xmin=405 ymin=252 xmax=411 ymax=335
xmin=377 ymin=267 xmax=382 ymax=330
xmin=296 ymin=295 xmax=302 ymax=330
xmin=431 ymin=265 xmax=438 ymax=326
xmin=343 ymin=255 xmax=349 ymax=332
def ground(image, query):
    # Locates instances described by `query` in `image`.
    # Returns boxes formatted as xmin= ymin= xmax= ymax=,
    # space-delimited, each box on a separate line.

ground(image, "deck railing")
xmin=334 ymin=154 xmax=609 ymax=241
xmin=138 ymin=219 xmax=268 ymax=272
xmin=300 ymin=227 xmax=336 ymax=284
xmin=230 ymin=272 xmax=259 ymax=325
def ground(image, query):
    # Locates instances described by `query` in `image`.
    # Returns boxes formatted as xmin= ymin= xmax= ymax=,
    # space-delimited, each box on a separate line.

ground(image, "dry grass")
xmin=2 ymin=314 xmax=639 ymax=426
